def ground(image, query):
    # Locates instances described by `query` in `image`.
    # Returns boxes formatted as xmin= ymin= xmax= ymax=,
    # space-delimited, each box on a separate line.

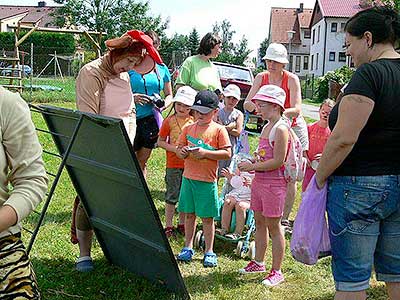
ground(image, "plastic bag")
xmin=290 ymin=175 xmax=331 ymax=265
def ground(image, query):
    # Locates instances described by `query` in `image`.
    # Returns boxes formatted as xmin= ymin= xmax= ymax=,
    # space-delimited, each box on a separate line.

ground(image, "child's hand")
xmin=221 ymin=168 xmax=232 ymax=179
xmin=243 ymin=176 xmax=252 ymax=187
xmin=178 ymin=146 xmax=190 ymax=158
xmin=190 ymin=147 xmax=206 ymax=159
xmin=238 ymin=161 xmax=254 ymax=172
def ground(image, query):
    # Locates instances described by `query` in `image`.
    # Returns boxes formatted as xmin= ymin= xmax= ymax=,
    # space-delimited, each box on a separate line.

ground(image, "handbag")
xmin=290 ymin=175 xmax=331 ymax=265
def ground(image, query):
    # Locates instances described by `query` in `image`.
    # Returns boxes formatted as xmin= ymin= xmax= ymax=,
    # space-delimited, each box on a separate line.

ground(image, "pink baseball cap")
xmin=252 ymin=85 xmax=286 ymax=109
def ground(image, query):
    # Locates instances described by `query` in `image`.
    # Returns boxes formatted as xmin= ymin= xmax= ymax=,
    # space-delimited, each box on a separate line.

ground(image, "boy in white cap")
xmin=216 ymin=84 xmax=244 ymax=177
xmin=158 ymin=86 xmax=197 ymax=238
xmin=238 ymin=84 xmax=289 ymax=287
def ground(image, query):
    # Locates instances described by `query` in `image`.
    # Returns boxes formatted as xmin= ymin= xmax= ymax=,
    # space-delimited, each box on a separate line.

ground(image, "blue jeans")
xmin=327 ymin=175 xmax=400 ymax=292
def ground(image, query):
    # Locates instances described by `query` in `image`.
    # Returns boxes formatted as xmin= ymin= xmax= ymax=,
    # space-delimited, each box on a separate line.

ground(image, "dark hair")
xmin=144 ymin=30 xmax=160 ymax=48
xmin=198 ymin=33 xmax=222 ymax=55
xmin=345 ymin=6 xmax=400 ymax=47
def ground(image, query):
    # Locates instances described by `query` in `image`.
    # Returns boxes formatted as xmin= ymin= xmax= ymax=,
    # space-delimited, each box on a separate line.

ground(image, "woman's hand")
xmin=315 ymin=174 xmax=326 ymax=189
xmin=134 ymin=94 xmax=151 ymax=105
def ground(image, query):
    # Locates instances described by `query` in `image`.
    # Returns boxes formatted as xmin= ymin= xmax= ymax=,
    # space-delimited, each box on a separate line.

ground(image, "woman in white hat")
xmin=244 ymin=43 xmax=308 ymax=230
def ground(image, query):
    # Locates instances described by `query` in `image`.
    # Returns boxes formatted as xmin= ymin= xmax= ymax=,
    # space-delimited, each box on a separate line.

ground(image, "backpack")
xmin=269 ymin=118 xmax=306 ymax=183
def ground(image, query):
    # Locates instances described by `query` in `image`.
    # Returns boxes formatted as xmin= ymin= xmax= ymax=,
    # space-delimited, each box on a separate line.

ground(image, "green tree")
xmin=258 ymin=37 xmax=269 ymax=68
xmin=53 ymin=0 xmax=168 ymax=43
xmin=187 ymin=28 xmax=200 ymax=56
xmin=159 ymin=33 xmax=189 ymax=68
xmin=212 ymin=19 xmax=251 ymax=66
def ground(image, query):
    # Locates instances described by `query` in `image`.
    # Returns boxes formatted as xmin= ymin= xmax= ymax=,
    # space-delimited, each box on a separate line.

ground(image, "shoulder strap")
xmin=268 ymin=118 xmax=290 ymax=147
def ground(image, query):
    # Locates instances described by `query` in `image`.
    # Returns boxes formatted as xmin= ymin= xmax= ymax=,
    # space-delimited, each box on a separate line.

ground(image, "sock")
xmin=255 ymin=261 xmax=264 ymax=266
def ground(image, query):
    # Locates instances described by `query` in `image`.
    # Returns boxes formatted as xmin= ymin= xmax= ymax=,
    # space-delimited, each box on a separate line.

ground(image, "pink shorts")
xmin=250 ymin=176 xmax=287 ymax=218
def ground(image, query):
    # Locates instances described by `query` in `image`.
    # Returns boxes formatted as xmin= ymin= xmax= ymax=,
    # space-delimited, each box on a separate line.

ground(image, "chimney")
xmin=38 ymin=1 xmax=46 ymax=7
xmin=297 ymin=3 xmax=304 ymax=13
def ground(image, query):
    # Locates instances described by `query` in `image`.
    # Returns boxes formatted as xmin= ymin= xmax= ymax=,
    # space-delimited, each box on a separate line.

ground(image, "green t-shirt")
xmin=176 ymin=55 xmax=222 ymax=92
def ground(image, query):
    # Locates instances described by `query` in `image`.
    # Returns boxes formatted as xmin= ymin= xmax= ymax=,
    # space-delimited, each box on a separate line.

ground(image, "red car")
xmin=214 ymin=62 xmax=263 ymax=132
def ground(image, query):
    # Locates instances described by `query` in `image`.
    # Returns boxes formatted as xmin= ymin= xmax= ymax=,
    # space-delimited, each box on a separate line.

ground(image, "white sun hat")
xmin=172 ymin=86 xmax=197 ymax=106
xmin=223 ymin=84 xmax=241 ymax=101
xmin=262 ymin=43 xmax=289 ymax=64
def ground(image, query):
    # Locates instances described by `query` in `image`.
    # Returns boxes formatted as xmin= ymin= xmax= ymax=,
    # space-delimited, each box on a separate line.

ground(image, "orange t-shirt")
xmin=177 ymin=121 xmax=231 ymax=183
xmin=159 ymin=114 xmax=194 ymax=169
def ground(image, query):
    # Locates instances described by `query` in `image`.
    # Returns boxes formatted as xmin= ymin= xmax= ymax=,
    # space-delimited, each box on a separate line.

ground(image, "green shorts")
xmin=178 ymin=177 xmax=219 ymax=218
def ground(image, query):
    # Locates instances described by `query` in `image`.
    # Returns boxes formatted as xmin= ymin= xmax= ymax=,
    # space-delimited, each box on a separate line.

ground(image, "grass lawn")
xmin=19 ymin=79 xmax=389 ymax=300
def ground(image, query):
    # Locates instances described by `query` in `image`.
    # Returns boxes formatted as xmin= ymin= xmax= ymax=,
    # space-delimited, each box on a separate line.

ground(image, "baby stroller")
xmin=194 ymin=114 xmax=256 ymax=260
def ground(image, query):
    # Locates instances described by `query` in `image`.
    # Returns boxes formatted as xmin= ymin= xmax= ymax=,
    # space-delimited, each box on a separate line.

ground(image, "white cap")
xmin=262 ymin=43 xmax=289 ymax=64
xmin=172 ymin=86 xmax=197 ymax=106
xmin=223 ymin=84 xmax=241 ymax=101
xmin=252 ymin=85 xmax=286 ymax=109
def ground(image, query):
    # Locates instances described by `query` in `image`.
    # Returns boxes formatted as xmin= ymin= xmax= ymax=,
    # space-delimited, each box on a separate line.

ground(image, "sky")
xmin=3 ymin=0 xmax=316 ymax=57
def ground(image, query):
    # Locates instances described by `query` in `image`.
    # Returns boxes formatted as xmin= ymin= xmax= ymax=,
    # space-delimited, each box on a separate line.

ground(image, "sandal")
xmin=203 ymin=252 xmax=218 ymax=268
xmin=215 ymin=228 xmax=227 ymax=236
xmin=177 ymin=247 xmax=194 ymax=262
xmin=225 ymin=232 xmax=242 ymax=240
xmin=76 ymin=256 xmax=94 ymax=272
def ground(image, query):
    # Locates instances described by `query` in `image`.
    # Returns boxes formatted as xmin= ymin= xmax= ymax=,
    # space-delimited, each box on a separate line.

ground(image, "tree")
xmin=212 ymin=19 xmax=251 ymax=66
xmin=52 ymin=0 xmax=168 ymax=44
xmin=159 ymin=33 xmax=189 ymax=68
xmin=365 ymin=0 xmax=400 ymax=10
xmin=258 ymin=37 xmax=269 ymax=68
xmin=187 ymin=28 xmax=200 ymax=56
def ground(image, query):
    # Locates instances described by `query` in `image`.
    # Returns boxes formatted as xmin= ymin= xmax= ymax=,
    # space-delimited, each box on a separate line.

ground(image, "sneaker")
xmin=177 ymin=247 xmax=194 ymax=262
xmin=76 ymin=256 xmax=94 ymax=272
xmin=239 ymin=261 xmax=266 ymax=274
xmin=176 ymin=224 xmax=185 ymax=236
xmin=203 ymin=252 xmax=218 ymax=267
xmin=164 ymin=227 xmax=175 ymax=238
xmin=262 ymin=269 xmax=284 ymax=287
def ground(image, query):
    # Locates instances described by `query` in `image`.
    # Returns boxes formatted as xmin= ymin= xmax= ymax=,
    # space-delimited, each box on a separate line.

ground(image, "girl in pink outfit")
xmin=238 ymin=85 xmax=289 ymax=287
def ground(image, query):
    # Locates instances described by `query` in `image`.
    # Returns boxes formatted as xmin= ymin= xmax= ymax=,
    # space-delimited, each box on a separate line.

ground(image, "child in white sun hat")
xmin=216 ymin=84 xmax=244 ymax=178
xmin=238 ymin=84 xmax=289 ymax=287
xmin=157 ymin=86 xmax=197 ymax=238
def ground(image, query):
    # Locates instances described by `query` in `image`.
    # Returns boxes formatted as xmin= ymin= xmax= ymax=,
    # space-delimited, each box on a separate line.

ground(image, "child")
xmin=157 ymin=86 xmax=197 ymax=238
xmin=218 ymin=153 xmax=254 ymax=240
xmin=302 ymin=99 xmax=335 ymax=192
xmin=176 ymin=90 xmax=231 ymax=267
xmin=216 ymin=84 xmax=244 ymax=177
xmin=237 ymin=85 xmax=289 ymax=287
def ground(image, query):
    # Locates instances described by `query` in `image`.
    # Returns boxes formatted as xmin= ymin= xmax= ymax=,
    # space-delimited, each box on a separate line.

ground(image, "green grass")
xmin=20 ymin=79 xmax=389 ymax=299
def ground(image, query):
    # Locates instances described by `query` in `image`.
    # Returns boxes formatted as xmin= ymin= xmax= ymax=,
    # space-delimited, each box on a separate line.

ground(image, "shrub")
xmin=315 ymin=66 xmax=354 ymax=101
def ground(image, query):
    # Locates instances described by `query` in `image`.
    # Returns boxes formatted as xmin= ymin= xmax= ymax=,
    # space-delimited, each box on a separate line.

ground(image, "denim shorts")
xmin=327 ymin=175 xmax=400 ymax=292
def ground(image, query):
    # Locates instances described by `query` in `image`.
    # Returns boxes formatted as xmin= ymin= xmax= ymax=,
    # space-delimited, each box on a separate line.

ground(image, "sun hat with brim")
xmin=191 ymin=90 xmax=219 ymax=114
xmin=223 ymin=84 xmax=241 ymax=101
xmin=172 ymin=86 xmax=197 ymax=106
xmin=262 ymin=43 xmax=289 ymax=64
xmin=252 ymin=85 xmax=286 ymax=109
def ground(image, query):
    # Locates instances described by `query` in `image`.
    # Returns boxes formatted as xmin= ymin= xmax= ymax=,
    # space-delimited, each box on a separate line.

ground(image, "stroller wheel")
xmin=194 ymin=230 xmax=204 ymax=250
xmin=248 ymin=241 xmax=256 ymax=260
xmin=235 ymin=240 xmax=244 ymax=257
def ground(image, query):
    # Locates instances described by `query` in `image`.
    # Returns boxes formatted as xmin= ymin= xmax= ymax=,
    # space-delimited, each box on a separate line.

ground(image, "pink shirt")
xmin=307 ymin=122 xmax=331 ymax=161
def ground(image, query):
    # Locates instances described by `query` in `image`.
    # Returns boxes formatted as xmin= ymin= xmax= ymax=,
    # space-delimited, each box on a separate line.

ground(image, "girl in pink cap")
xmin=238 ymin=84 xmax=289 ymax=287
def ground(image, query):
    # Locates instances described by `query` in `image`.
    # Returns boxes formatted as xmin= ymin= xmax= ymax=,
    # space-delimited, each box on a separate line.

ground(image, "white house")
xmin=309 ymin=0 xmax=365 ymax=76
xmin=267 ymin=3 xmax=313 ymax=78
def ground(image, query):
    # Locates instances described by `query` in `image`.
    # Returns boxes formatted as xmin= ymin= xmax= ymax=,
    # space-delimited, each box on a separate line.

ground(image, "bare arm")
xmin=315 ymin=94 xmax=374 ymax=187
xmin=228 ymin=113 xmax=244 ymax=137
xmin=157 ymin=136 xmax=178 ymax=153
xmin=163 ymin=81 xmax=173 ymax=109
xmin=243 ymin=73 xmax=264 ymax=112
xmin=190 ymin=147 xmax=231 ymax=161
xmin=284 ymin=74 xmax=302 ymax=118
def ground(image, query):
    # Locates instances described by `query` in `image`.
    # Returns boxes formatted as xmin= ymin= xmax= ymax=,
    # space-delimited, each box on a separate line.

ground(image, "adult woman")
xmin=0 ymin=86 xmax=48 ymax=298
xmin=74 ymin=29 xmax=162 ymax=272
xmin=244 ymin=43 xmax=308 ymax=230
xmin=175 ymin=32 xmax=222 ymax=92
xmin=129 ymin=30 xmax=172 ymax=178
xmin=316 ymin=7 xmax=400 ymax=300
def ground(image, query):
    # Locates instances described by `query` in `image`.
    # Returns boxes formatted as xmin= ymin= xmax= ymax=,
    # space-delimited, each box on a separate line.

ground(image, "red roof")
xmin=0 ymin=6 xmax=30 ymax=20
xmin=318 ymin=0 xmax=364 ymax=18
xmin=270 ymin=7 xmax=312 ymax=44
xmin=0 ymin=5 xmax=58 ymax=27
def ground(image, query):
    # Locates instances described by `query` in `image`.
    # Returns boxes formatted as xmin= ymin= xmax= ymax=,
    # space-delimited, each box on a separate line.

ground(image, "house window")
xmin=340 ymin=22 xmax=346 ymax=31
xmin=304 ymin=29 xmax=311 ymax=39
xmin=329 ymin=52 xmax=336 ymax=61
xmin=304 ymin=56 xmax=309 ymax=70
xmin=312 ymin=29 xmax=315 ymax=44
xmin=339 ymin=52 xmax=347 ymax=62
xmin=295 ymin=56 xmax=301 ymax=72
xmin=316 ymin=53 xmax=319 ymax=70
xmin=311 ymin=55 xmax=314 ymax=70
xmin=317 ymin=25 xmax=320 ymax=42
xmin=331 ymin=22 xmax=337 ymax=32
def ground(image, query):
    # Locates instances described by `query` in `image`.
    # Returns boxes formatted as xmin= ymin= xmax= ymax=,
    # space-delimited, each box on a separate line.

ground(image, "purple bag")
xmin=152 ymin=107 xmax=164 ymax=129
xmin=290 ymin=175 xmax=331 ymax=265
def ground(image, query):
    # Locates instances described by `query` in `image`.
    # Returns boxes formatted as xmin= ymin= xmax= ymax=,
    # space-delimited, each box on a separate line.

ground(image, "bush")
xmin=315 ymin=66 xmax=354 ymax=101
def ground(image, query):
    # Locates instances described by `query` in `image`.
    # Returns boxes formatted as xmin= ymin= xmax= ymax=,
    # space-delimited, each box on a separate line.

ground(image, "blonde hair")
xmin=320 ymin=99 xmax=335 ymax=109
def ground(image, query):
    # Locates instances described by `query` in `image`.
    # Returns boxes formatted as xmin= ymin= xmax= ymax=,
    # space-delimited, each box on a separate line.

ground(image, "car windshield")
xmin=215 ymin=65 xmax=252 ymax=83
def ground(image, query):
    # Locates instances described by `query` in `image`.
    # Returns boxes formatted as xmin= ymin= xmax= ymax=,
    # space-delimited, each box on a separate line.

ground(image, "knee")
xmin=236 ymin=202 xmax=249 ymax=211
xmin=186 ymin=213 xmax=196 ymax=221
